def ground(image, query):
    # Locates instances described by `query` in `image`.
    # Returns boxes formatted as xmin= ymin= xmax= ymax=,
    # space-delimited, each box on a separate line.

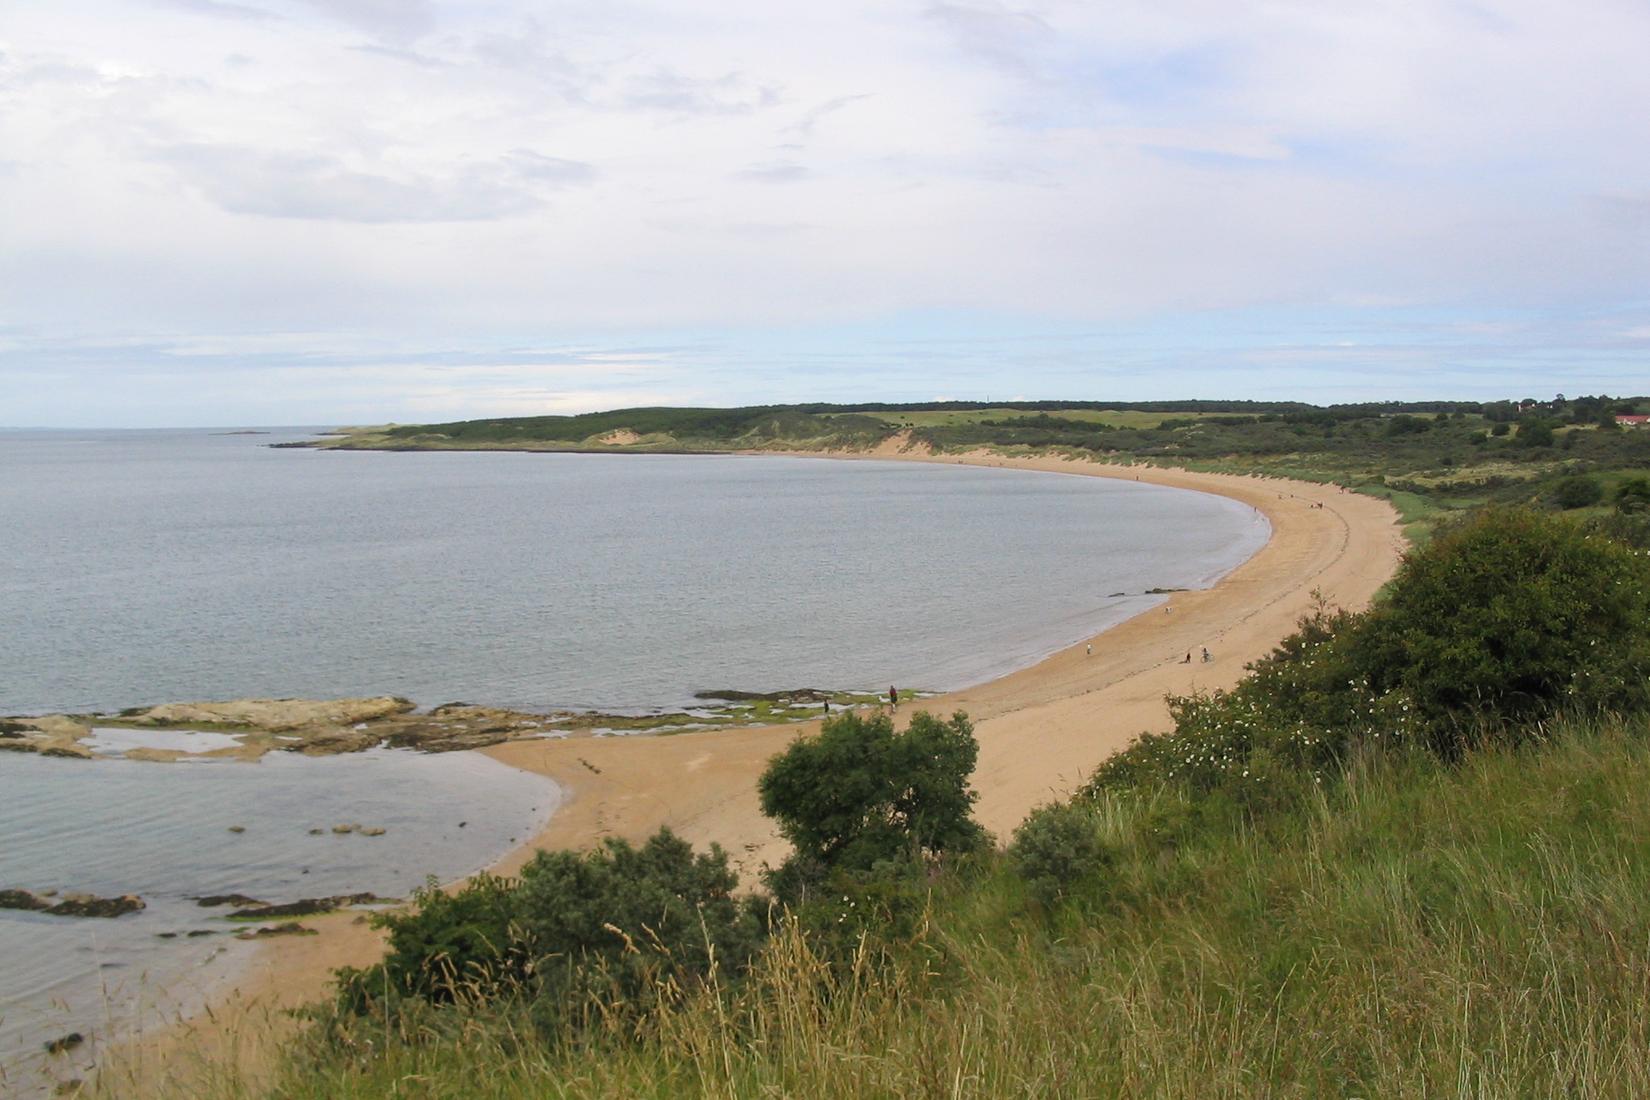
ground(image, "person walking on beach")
xmin=889 ymin=685 xmax=898 ymax=709
xmin=1184 ymin=651 xmax=1192 ymax=664
xmin=1201 ymin=646 xmax=1212 ymax=663
xmin=1086 ymin=643 xmax=1092 ymax=657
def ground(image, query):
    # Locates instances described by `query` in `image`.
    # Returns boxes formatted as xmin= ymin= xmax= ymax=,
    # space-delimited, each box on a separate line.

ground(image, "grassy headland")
xmin=295 ymin=395 xmax=1650 ymax=544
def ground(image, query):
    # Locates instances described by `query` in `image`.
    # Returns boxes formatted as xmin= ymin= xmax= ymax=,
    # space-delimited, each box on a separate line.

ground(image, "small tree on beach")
xmin=758 ymin=709 xmax=988 ymax=898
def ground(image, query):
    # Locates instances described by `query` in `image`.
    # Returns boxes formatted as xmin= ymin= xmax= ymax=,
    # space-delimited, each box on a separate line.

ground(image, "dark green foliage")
xmin=1009 ymin=801 xmax=1109 ymax=906
xmin=1517 ymin=419 xmax=1556 ymax=447
xmin=759 ymin=710 xmax=988 ymax=897
xmin=1552 ymin=475 xmax=1603 ymax=509
xmin=1353 ymin=508 xmax=1650 ymax=750
xmin=338 ymin=829 xmax=767 ymax=1033
xmin=338 ymin=874 xmax=525 ymax=1012
xmin=1617 ymin=476 xmax=1650 ymax=513
xmin=514 ymin=830 xmax=768 ymax=1030
xmin=1091 ymin=510 xmax=1650 ymax=798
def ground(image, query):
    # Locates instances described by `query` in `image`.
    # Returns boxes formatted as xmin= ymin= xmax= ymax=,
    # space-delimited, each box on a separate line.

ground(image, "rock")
xmin=155 ymin=932 xmax=178 ymax=939
xmin=186 ymin=929 xmax=216 ymax=937
xmin=2 ymin=888 xmax=143 ymax=917
xmin=194 ymin=893 xmax=264 ymax=908
xmin=332 ymin=823 xmax=358 ymax=834
xmin=54 ymin=1079 xmax=85 ymax=1096
xmin=308 ymin=828 xmax=324 ymax=835
xmin=41 ymin=745 xmax=93 ymax=759
xmin=43 ymin=1032 xmax=84 ymax=1055
xmin=235 ymin=923 xmax=319 ymax=940
xmin=136 ymin=696 xmax=415 ymax=732
xmin=359 ymin=826 xmax=386 ymax=836
xmin=228 ymin=892 xmax=388 ymax=920
xmin=49 ymin=892 xmax=146 ymax=918
xmin=227 ymin=825 xmax=246 ymax=833
xmin=0 ymin=888 xmax=53 ymax=912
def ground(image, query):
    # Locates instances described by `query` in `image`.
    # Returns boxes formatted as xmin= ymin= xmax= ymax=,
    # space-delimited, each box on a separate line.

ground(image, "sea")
xmin=0 ymin=427 xmax=1270 ymax=1091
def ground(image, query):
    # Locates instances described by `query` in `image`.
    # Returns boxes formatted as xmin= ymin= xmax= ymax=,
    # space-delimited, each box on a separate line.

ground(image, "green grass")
xmin=242 ymin=714 xmax=1650 ymax=1099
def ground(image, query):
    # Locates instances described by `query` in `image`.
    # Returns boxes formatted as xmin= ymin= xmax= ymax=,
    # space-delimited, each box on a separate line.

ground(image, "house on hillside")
xmin=1616 ymin=414 xmax=1649 ymax=427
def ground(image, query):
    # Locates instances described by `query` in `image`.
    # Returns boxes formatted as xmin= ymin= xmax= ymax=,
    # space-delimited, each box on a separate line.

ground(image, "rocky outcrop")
xmin=194 ymin=893 xmax=265 ymax=908
xmin=227 ymin=892 xmax=389 ymax=920
xmin=236 ymin=923 xmax=319 ymax=940
xmin=1 ymin=889 xmax=145 ymax=917
xmin=134 ymin=697 xmax=415 ymax=731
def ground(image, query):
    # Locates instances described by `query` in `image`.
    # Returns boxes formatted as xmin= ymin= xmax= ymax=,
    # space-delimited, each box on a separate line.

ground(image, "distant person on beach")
xmin=1184 ymin=651 xmax=1192 ymax=664
xmin=1086 ymin=643 xmax=1092 ymax=657
xmin=889 ymin=685 xmax=898 ymax=708
xmin=1201 ymin=646 xmax=1212 ymax=663
xmin=822 ymin=698 xmax=829 ymax=715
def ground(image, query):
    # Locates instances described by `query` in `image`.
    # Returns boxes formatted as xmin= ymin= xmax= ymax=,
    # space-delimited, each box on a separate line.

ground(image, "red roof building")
xmin=1616 ymin=415 xmax=1649 ymax=427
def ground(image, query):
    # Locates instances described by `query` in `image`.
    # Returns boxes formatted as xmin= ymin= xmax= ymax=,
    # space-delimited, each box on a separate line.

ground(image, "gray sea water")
xmin=0 ymin=429 xmax=1270 ymax=715
xmin=0 ymin=428 xmax=1269 ymax=1091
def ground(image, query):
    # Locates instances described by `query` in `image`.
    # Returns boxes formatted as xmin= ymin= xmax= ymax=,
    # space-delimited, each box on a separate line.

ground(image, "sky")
xmin=2 ymin=1 xmax=1648 ymax=427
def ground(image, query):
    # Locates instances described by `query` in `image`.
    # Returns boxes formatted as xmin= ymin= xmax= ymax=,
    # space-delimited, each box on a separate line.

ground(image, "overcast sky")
xmin=3 ymin=1 xmax=1648 ymax=426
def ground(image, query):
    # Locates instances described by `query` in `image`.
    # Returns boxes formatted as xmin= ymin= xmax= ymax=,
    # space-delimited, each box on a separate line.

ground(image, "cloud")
xmin=293 ymin=0 xmax=435 ymax=42
xmin=733 ymin=161 xmax=808 ymax=183
xmin=153 ymin=0 xmax=277 ymax=22
xmin=924 ymin=2 xmax=1055 ymax=77
xmin=154 ymin=144 xmax=591 ymax=222
xmin=620 ymin=69 xmax=781 ymax=115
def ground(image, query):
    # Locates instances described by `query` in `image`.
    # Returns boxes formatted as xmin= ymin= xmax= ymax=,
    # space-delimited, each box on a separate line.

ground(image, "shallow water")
xmin=0 ymin=747 xmax=556 ymax=1092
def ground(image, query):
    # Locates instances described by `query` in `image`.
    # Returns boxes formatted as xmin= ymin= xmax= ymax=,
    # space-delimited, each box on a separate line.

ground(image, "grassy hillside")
xmin=223 ymin=509 xmax=1650 ymax=1099
xmin=307 ymin=396 xmax=1650 ymax=544
xmin=252 ymin=717 xmax=1650 ymax=1099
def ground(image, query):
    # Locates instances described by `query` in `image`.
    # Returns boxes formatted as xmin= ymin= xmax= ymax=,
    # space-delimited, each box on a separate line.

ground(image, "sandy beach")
xmin=97 ymin=448 xmax=1403 ymax=1095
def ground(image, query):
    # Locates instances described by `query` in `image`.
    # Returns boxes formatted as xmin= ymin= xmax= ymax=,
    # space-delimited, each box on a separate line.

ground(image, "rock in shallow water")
xmin=0 ymin=888 xmax=145 ymax=917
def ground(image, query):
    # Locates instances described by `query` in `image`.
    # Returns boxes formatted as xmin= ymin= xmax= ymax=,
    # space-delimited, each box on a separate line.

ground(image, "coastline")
xmin=94 ymin=446 xmax=1404 ymax=1096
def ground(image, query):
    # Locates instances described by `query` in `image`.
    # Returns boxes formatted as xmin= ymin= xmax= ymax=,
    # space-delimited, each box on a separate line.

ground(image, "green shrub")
xmin=1353 ymin=508 xmax=1650 ymax=752
xmin=1617 ymin=476 xmax=1650 ymax=513
xmin=338 ymin=829 xmax=768 ymax=1034
xmin=512 ymin=829 xmax=769 ymax=1031
xmin=1010 ymin=801 xmax=1109 ymax=907
xmin=759 ymin=710 xmax=989 ymax=898
xmin=1552 ymin=475 xmax=1603 ymax=509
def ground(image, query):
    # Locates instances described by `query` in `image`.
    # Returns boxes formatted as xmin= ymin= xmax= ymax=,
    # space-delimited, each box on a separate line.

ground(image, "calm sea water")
xmin=0 ymin=429 xmax=1270 ymax=715
xmin=0 ymin=428 xmax=1268 ymax=1092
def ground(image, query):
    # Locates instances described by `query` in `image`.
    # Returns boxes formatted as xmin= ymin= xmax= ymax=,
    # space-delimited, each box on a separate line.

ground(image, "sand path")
xmin=96 ymin=449 xmax=1402 ymax=1095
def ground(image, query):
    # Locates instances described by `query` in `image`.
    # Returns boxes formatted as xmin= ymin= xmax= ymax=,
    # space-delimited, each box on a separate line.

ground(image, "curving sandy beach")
xmin=97 ymin=449 xmax=1403 ymax=1095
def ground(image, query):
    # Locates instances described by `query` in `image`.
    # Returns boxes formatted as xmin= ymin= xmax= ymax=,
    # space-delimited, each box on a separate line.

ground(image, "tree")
xmin=759 ymin=710 xmax=987 ymax=895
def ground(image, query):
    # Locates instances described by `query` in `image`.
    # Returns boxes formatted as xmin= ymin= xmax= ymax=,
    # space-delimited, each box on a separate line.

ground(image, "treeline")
xmin=258 ymin=508 xmax=1650 ymax=1098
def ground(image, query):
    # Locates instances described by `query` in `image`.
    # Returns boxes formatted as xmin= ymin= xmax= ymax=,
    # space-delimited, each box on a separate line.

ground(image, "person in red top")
xmin=888 ymin=685 xmax=898 ymax=708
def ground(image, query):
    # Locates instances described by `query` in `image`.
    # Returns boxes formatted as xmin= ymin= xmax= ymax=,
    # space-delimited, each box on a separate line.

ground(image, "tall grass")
xmin=245 ymin=714 xmax=1650 ymax=1099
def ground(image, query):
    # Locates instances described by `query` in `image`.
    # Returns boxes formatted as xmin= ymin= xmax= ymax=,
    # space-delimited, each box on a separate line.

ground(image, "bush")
xmin=1617 ymin=476 xmax=1650 ymax=513
xmin=759 ymin=710 xmax=988 ymax=898
xmin=339 ymin=829 xmax=768 ymax=1033
xmin=1552 ymin=475 xmax=1602 ymax=509
xmin=513 ymin=829 xmax=769 ymax=1031
xmin=1349 ymin=508 xmax=1650 ymax=752
xmin=1010 ymin=801 xmax=1109 ymax=907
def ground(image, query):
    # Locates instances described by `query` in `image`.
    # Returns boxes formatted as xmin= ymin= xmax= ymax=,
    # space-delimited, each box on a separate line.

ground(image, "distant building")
xmin=1616 ymin=415 xmax=1650 ymax=427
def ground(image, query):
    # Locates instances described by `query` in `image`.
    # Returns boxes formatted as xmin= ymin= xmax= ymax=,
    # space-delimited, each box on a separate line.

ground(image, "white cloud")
xmin=4 ymin=0 xmax=1650 ymax=423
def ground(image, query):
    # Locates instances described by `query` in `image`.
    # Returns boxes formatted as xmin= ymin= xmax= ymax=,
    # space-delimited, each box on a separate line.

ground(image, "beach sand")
xmin=95 ymin=449 xmax=1403 ymax=1096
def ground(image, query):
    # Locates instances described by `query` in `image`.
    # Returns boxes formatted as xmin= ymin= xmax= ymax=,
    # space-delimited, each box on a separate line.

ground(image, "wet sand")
xmin=96 ymin=448 xmax=1403 ymax=1096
